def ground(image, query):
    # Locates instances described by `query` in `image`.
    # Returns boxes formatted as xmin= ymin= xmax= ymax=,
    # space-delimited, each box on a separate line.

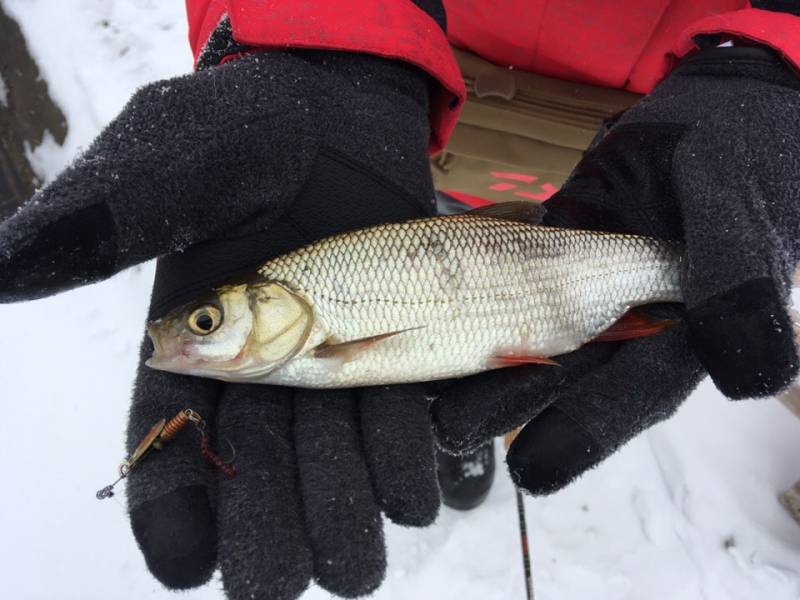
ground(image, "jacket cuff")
xmin=674 ymin=8 xmax=800 ymax=74
xmin=188 ymin=1 xmax=465 ymax=155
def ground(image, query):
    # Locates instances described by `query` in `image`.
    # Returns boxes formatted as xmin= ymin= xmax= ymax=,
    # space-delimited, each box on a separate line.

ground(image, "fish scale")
xmin=253 ymin=215 xmax=684 ymax=388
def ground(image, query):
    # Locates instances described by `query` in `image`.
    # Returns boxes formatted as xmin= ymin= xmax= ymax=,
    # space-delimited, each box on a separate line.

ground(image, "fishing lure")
xmin=96 ymin=408 xmax=235 ymax=500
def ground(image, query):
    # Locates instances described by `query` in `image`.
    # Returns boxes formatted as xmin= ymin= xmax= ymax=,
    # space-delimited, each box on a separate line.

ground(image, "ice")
xmin=0 ymin=1 xmax=799 ymax=599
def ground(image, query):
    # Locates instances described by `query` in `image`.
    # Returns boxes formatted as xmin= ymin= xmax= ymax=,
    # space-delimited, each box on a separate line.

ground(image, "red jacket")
xmin=184 ymin=1 xmax=800 ymax=154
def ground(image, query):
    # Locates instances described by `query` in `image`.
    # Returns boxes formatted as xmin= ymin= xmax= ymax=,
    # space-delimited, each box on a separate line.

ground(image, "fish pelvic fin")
xmin=312 ymin=327 xmax=423 ymax=364
xmin=593 ymin=308 xmax=679 ymax=343
xmin=488 ymin=353 xmax=561 ymax=368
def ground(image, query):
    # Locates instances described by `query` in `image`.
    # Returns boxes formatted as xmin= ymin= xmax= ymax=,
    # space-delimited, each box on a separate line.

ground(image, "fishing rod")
xmin=505 ymin=429 xmax=534 ymax=600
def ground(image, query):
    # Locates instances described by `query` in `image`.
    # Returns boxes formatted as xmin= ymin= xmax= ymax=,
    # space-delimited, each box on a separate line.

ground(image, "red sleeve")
xmin=184 ymin=0 xmax=465 ymax=155
xmin=185 ymin=0 xmax=226 ymax=56
xmin=674 ymin=8 xmax=800 ymax=73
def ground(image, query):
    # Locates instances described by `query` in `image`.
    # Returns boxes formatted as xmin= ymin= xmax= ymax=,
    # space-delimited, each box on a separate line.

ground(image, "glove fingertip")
xmin=314 ymin=539 xmax=386 ymax=599
xmin=129 ymin=485 xmax=216 ymax=589
xmin=506 ymin=407 xmax=605 ymax=496
xmin=432 ymin=423 xmax=490 ymax=458
xmin=686 ymin=278 xmax=798 ymax=399
xmin=360 ymin=387 xmax=440 ymax=527
xmin=380 ymin=483 xmax=440 ymax=527
xmin=0 ymin=202 xmax=117 ymax=303
xmin=430 ymin=389 xmax=505 ymax=456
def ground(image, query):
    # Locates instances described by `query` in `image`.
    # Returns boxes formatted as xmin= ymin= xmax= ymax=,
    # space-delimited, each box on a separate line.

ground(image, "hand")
xmin=0 ymin=51 xmax=441 ymax=598
xmin=433 ymin=45 xmax=800 ymax=494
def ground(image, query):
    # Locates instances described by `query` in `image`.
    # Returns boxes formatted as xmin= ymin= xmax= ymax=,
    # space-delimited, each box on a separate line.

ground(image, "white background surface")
xmin=1 ymin=1 xmax=799 ymax=598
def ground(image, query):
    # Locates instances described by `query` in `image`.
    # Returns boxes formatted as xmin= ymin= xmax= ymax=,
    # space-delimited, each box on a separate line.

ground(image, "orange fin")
xmin=489 ymin=353 xmax=560 ymax=368
xmin=594 ymin=309 xmax=678 ymax=342
xmin=313 ymin=328 xmax=421 ymax=363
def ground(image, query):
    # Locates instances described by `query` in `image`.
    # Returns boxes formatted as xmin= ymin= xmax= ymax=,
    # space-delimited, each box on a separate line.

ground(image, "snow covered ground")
xmin=1 ymin=2 xmax=799 ymax=599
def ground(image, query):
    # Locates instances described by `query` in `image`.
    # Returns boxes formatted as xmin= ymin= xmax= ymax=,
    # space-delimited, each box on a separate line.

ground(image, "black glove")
xmin=0 ymin=51 xmax=441 ymax=599
xmin=433 ymin=45 xmax=800 ymax=494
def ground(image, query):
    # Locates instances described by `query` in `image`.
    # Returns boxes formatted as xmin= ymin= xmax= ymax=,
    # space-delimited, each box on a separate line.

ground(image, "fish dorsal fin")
xmin=465 ymin=200 xmax=547 ymax=224
xmin=313 ymin=327 xmax=423 ymax=363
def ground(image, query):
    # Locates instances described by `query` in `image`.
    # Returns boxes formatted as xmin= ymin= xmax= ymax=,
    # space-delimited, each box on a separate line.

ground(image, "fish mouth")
xmin=146 ymin=352 xmax=280 ymax=383
xmin=145 ymin=353 xmax=197 ymax=373
xmin=145 ymin=330 xmax=201 ymax=373
xmin=146 ymin=320 xmax=204 ymax=373
xmin=145 ymin=353 xmax=233 ymax=381
xmin=145 ymin=340 xmax=257 ymax=378
xmin=146 ymin=322 xmax=179 ymax=357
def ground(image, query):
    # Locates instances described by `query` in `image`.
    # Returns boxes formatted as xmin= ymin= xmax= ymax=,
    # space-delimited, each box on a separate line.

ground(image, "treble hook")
xmin=221 ymin=439 xmax=236 ymax=465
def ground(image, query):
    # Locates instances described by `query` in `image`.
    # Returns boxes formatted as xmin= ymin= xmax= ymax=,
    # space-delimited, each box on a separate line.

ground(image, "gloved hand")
xmin=432 ymin=45 xmax=800 ymax=494
xmin=0 ymin=51 xmax=441 ymax=598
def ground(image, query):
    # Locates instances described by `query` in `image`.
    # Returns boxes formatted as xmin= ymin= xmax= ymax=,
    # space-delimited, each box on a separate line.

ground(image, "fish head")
xmin=146 ymin=282 xmax=313 ymax=381
xmin=146 ymin=284 xmax=255 ymax=379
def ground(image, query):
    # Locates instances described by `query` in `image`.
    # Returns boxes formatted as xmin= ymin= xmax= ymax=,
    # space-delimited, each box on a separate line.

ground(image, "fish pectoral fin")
xmin=488 ymin=353 xmax=560 ymax=368
xmin=465 ymin=200 xmax=547 ymax=224
xmin=313 ymin=327 xmax=422 ymax=363
xmin=593 ymin=308 xmax=679 ymax=343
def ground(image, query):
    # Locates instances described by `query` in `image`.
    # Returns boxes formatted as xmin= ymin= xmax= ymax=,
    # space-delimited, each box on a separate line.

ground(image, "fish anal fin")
xmin=313 ymin=327 xmax=421 ymax=363
xmin=489 ymin=352 xmax=560 ymax=368
xmin=466 ymin=200 xmax=546 ymax=224
xmin=594 ymin=309 xmax=678 ymax=343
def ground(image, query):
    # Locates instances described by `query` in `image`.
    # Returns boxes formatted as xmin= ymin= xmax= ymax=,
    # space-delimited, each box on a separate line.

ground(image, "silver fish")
xmin=146 ymin=202 xmax=683 ymax=388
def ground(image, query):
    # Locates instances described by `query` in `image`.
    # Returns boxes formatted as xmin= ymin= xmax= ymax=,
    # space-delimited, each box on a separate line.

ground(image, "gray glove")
xmin=433 ymin=45 xmax=800 ymax=494
xmin=0 ymin=50 xmax=441 ymax=599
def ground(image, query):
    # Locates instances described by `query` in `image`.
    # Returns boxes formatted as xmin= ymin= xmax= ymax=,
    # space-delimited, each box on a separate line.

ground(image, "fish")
xmin=146 ymin=202 xmax=684 ymax=388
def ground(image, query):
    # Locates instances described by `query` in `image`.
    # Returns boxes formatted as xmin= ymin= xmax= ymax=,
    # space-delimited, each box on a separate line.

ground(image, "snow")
xmin=461 ymin=457 xmax=487 ymax=478
xmin=24 ymin=130 xmax=63 ymax=183
xmin=1 ymin=2 xmax=799 ymax=599
xmin=0 ymin=74 xmax=8 ymax=107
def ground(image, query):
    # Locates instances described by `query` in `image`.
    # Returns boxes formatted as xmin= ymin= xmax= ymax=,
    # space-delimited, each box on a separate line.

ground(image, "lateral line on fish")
xmin=299 ymin=263 xmax=670 ymax=307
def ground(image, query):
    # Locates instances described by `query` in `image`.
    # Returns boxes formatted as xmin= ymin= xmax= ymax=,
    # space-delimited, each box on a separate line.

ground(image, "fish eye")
xmin=187 ymin=305 xmax=223 ymax=336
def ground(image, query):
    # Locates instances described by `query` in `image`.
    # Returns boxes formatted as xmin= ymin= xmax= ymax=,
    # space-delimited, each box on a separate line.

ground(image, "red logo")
xmin=488 ymin=171 xmax=556 ymax=201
